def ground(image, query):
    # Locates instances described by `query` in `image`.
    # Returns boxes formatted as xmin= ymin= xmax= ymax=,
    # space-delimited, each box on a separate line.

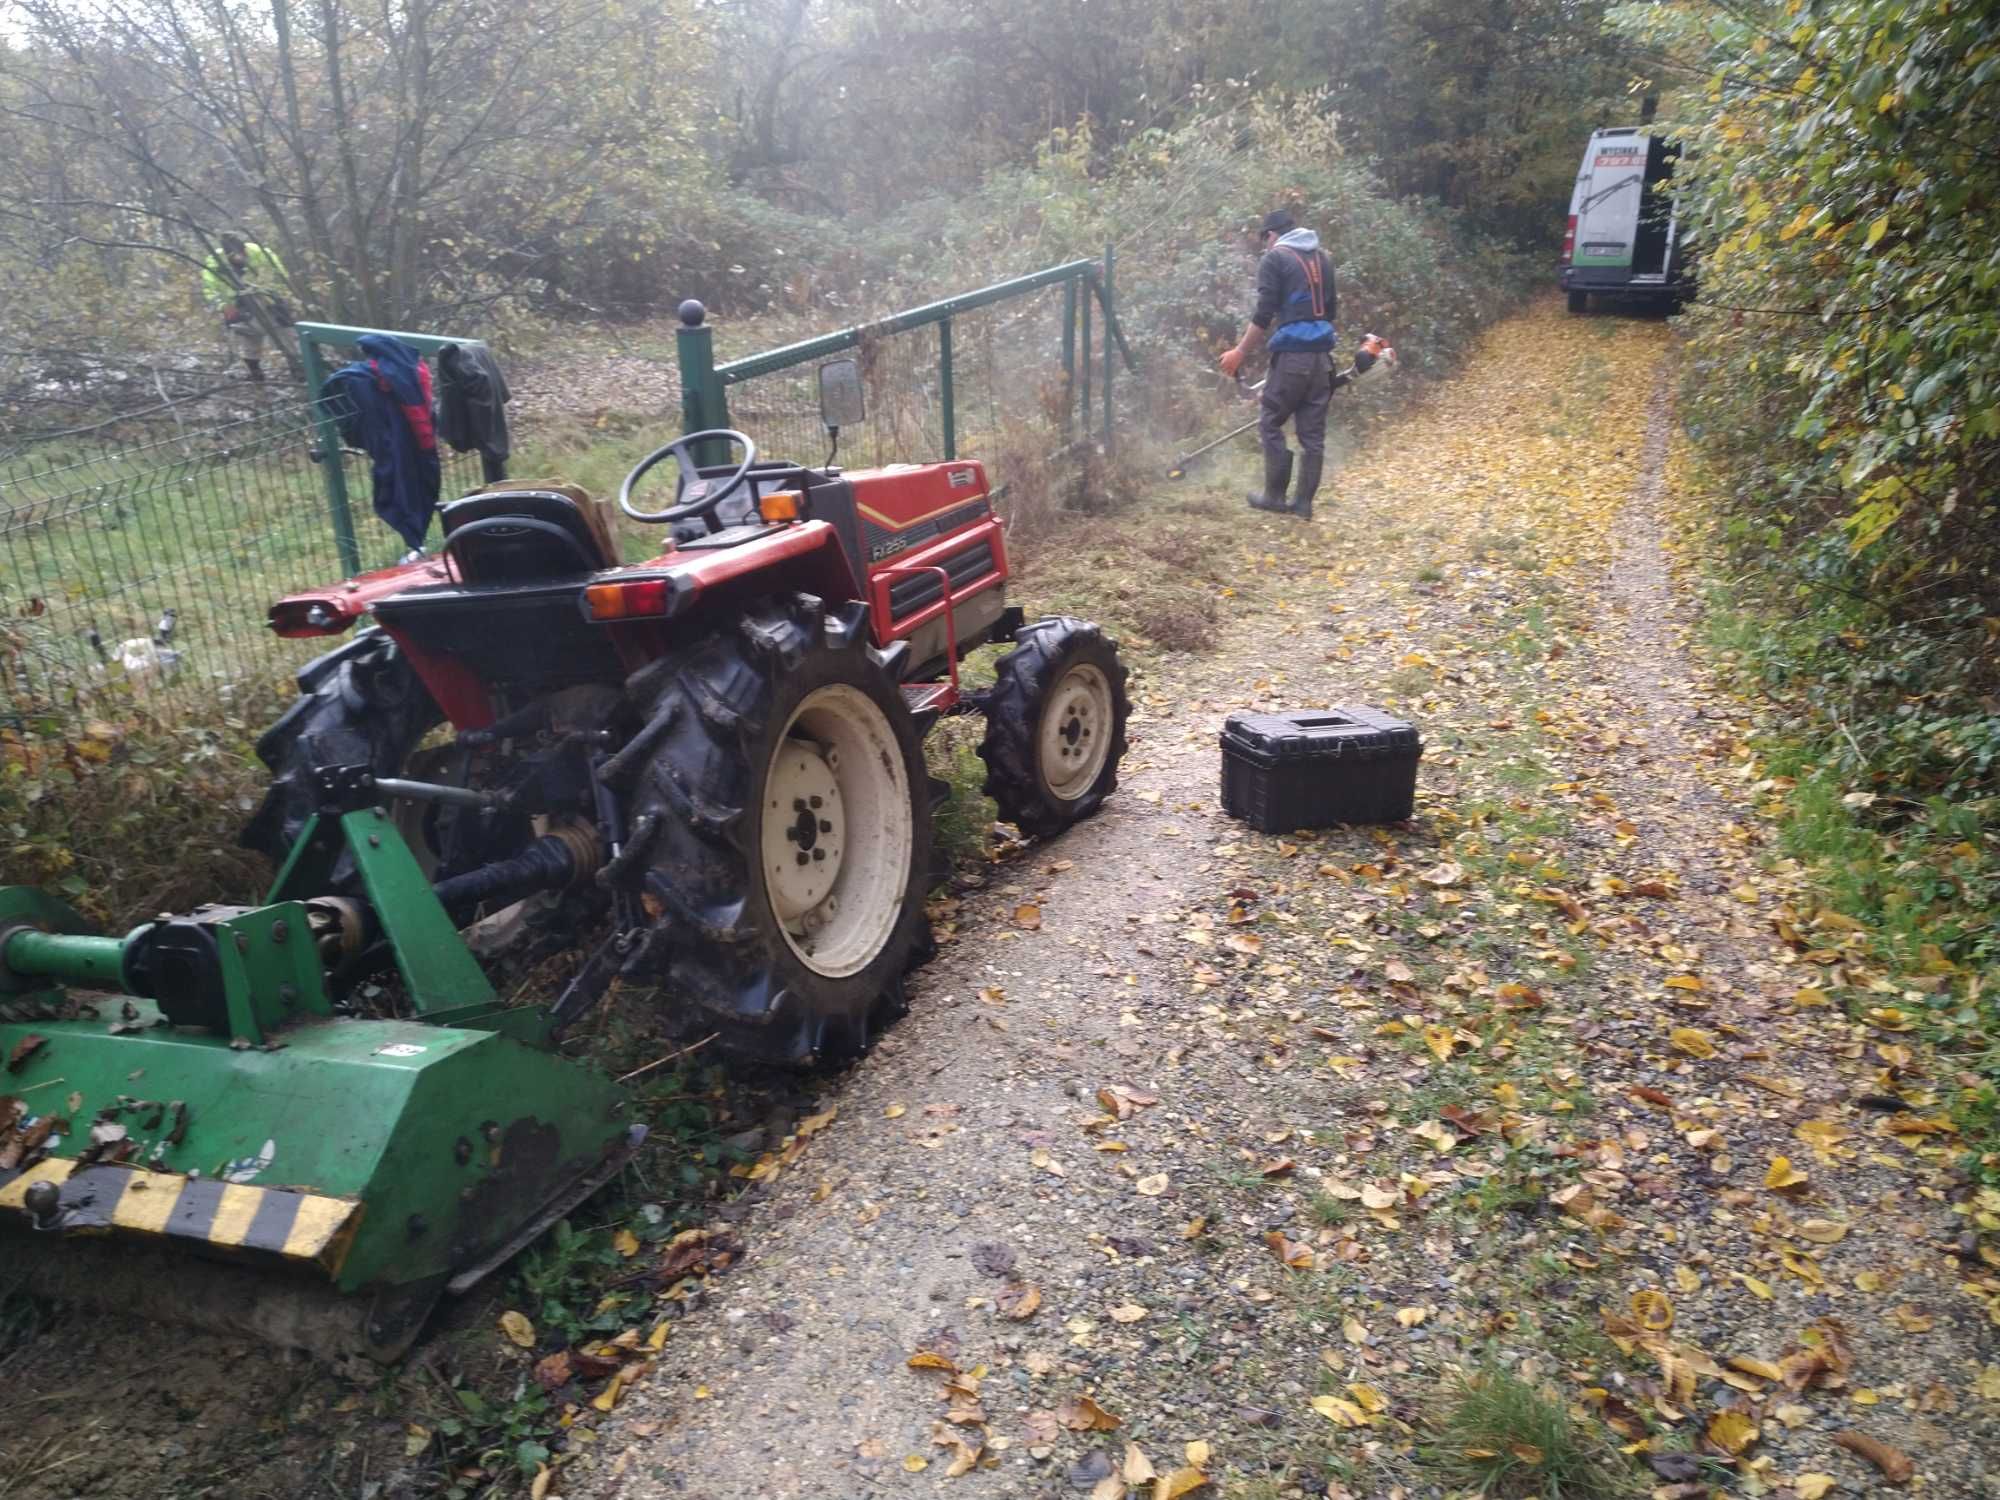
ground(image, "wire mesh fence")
xmin=713 ymin=269 xmax=1111 ymax=506
xmin=1 ymin=398 xmax=486 ymax=734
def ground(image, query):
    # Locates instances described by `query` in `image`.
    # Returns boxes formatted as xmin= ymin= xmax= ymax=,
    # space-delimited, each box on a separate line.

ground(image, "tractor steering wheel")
xmin=618 ymin=429 xmax=758 ymax=526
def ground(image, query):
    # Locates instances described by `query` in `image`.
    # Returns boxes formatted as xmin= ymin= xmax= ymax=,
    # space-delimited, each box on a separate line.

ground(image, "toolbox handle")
xmin=1285 ymin=713 xmax=1358 ymax=730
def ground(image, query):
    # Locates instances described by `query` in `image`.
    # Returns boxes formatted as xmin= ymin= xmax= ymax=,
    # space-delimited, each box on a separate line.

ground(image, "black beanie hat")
xmin=1262 ymin=209 xmax=1297 ymax=235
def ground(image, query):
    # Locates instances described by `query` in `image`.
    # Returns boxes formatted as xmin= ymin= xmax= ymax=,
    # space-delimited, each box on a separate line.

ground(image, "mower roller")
xmin=0 ymin=335 xmax=1130 ymax=1359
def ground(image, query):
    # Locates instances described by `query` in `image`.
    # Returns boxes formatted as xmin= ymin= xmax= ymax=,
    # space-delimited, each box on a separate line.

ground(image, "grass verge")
xmin=1423 ymin=1366 xmax=1639 ymax=1500
xmin=1692 ymin=526 xmax=1999 ymax=1184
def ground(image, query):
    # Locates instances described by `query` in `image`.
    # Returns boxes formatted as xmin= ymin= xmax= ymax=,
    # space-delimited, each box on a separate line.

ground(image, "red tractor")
xmin=246 ymin=413 xmax=1129 ymax=1066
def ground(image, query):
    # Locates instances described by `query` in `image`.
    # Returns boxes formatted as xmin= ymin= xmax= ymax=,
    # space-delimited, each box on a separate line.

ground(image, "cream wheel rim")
xmin=761 ymin=684 xmax=912 ymax=978
xmin=1039 ymin=662 xmax=1113 ymax=801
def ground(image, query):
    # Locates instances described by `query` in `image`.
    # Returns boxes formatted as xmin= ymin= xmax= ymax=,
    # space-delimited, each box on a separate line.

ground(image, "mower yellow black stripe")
xmin=0 ymin=1159 xmax=360 ymax=1273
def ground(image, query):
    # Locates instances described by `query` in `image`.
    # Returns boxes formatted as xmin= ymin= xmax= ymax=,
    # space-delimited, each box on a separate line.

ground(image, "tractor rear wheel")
xmin=616 ymin=595 xmax=935 ymax=1066
xmin=242 ymin=630 xmax=443 ymax=884
xmin=978 ymin=616 xmax=1131 ymax=838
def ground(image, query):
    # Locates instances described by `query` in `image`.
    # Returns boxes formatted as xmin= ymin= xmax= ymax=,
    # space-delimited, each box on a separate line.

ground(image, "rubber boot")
xmin=245 ymin=359 xmax=266 ymax=384
xmin=1291 ymin=452 xmax=1323 ymax=520
xmin=1247 ymin=450 xmax=1293 ymax=513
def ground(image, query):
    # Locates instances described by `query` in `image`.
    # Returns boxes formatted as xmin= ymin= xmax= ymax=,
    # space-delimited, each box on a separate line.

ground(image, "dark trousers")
xmin=1258 ymin=349 xmax=1333 ymax=464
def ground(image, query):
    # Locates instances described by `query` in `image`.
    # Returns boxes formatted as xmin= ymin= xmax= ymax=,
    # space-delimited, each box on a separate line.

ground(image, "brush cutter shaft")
xmin=1176 ymin=417 xmax=1261 ymax=466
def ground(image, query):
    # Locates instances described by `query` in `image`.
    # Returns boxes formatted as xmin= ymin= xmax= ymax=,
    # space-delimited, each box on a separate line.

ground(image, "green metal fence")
xmin=677 ymin=250 xmax=1137 ymax=483
xmin=1 ymin=391 xmax=486 ymax=733
xmin=3 ymin=269 xmax=1127 ymax=739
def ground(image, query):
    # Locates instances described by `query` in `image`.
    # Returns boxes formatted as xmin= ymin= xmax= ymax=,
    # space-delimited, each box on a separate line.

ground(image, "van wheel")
xmin=1566 ymin=290 xmax=1589 ymax=315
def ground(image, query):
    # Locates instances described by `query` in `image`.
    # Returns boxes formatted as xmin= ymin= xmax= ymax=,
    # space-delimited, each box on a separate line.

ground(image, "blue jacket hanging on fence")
xmin=323 ymin=335 xmax=441 ymax=552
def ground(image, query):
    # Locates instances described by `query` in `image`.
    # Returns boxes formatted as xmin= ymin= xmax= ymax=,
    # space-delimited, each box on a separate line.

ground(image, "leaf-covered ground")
xmin=566 ymin=299 xmax=2000 ymax=1499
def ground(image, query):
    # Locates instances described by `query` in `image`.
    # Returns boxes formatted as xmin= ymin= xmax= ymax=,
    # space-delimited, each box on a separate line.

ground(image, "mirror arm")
xmin=824 ymin=426 xmax=840 ymax=468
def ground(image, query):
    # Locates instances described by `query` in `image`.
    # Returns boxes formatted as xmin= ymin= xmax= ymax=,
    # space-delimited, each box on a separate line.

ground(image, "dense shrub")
xmin=1623 ymin=0 xmax=2000 ymax=1175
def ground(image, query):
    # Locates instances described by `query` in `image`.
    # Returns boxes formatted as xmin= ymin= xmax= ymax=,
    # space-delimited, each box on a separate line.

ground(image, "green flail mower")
xmin=0 ymin=769 xmax=639 ymax=1363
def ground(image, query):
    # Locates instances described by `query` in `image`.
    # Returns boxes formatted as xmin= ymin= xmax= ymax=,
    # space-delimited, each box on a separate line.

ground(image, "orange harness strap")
xmin=1284 ymin=247 xmax=1328 ymax=320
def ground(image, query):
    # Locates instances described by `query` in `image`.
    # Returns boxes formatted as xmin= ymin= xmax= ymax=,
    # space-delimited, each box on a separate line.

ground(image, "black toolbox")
xmin=1219 ymin=706 xmax=1421 ymax=832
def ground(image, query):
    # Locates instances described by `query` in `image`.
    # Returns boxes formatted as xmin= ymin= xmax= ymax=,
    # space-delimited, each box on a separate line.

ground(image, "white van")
xmin=1559 ymin=128 xmax=1692 ymax=312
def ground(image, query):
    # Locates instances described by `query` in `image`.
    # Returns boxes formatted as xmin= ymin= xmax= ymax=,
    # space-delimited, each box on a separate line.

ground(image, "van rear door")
xmin=1629 ymin=136 xmax=1680 ymax=282
xmin=1573 ymin=130 xmax=1647 ymax=275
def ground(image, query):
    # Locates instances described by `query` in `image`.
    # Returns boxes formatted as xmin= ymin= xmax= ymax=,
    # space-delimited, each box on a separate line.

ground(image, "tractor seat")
xmin=439 ymin=485 xmax=619 ymax=583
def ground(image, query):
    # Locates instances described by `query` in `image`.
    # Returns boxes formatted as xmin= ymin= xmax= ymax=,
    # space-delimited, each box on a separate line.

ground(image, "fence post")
xmin=1080 ymin=274 xmax=1093 ymax=439
xmin=939 ymin=317 xmax=957 ymax=460
xmin=1061 ymin=277 xmax=1077 ymax=440
xmin=675 ymin=299 xmax=729 ymax=465
xmin=299 ymin=328 xmax=361 ymax=576
xmin=1101 ymin=244 xmax=1115 ymax=456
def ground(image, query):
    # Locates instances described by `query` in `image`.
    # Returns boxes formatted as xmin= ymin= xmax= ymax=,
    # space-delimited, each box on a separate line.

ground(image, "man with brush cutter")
xmin=1218 ymin=208 xmax=1337 ymax=520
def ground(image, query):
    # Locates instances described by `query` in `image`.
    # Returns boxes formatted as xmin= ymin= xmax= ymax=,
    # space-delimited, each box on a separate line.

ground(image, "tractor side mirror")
xmin=818 ymin=358 xmax=866 ymax=430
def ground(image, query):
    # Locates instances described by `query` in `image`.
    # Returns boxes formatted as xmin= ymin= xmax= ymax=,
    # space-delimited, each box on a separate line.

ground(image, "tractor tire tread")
xmin=240 ymin=631 xmax=442 ymax=882
xmin=978 ymin=616 xmax=1131 ymax=839
xmin=617 ymin=594 xmax=933 ymax=1067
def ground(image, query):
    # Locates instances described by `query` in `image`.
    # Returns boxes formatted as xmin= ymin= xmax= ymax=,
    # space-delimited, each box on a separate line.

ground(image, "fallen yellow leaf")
xmin=1123 ymin=1443 xmax=1158 ymax=1483
xmin=1059 ymin=1394 xmax=1122 ymax=1431
xmin=1765 ymin=1156 xmax=1810 ymax=1191
xmin=1422 ymin=1024 xmax=1457 ymax=1063
xmin=1347 ymin=1383 xmax=1388 ymax=1414
xmin=1630 ymin=1290 xmax=1674 ymax=1332
xmin=1730 ymin=1355 xmax=1783 ymax=1382
xmin=1670 ymin=1027 xmax=1717 ymax=1059
xmin=1708 ymin=1409 xmax=1759 ymax=1454
xmin=499 ymin=1310 xmax=536 ymax=1348
xmin=1310 ymin=1395 xmax=1368 ymax=1427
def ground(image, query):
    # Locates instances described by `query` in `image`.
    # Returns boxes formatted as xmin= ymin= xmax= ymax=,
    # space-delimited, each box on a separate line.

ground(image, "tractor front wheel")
xmin=978 ymin=617 xmax=1131 ymax=838
xmin=617 ymin=595 xmax=936 ymax=1066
